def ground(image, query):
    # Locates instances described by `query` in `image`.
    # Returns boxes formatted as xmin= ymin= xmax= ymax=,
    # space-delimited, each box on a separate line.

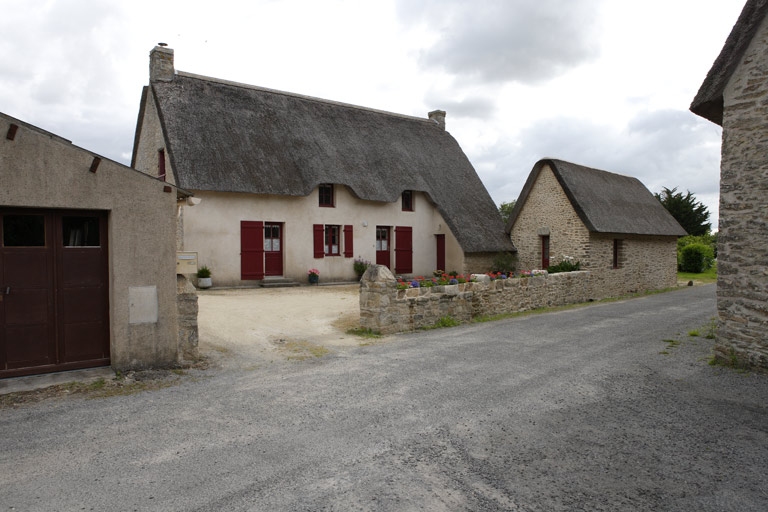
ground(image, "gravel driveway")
xmin=2 ymin=284 xmax=767 ymax=511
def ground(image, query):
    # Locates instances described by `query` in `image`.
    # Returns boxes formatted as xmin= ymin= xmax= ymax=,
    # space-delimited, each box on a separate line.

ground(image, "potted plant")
xmin=307 ymin=268 xmax=320 ymax=285
xmin=197 ymin=265 xmax=212 ymax=289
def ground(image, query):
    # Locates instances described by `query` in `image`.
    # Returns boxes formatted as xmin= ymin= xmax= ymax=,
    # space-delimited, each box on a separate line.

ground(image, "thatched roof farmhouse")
xmin=133 ymin=46 xmax=512 ymax=285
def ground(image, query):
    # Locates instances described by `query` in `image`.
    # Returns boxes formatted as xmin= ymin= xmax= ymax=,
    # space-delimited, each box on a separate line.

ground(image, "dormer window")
xmin=319 ymin=184 xmax=334 ymax=207
xmin=402 ymin=190 xmax=414 ymax=211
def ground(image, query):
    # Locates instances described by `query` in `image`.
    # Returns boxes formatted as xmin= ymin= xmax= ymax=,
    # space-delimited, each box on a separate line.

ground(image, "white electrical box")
xmin=176 ymin=251 xmax=198 ymax=275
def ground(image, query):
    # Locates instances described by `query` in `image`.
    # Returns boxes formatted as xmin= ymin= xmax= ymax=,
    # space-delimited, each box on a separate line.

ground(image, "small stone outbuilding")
xmin=506 ymin=159 xmax=685 ymax=297
xmin=0 ymin=112 xmax=191 ymax=378
xmin=690 ymin=0 xmax=768 ymax=368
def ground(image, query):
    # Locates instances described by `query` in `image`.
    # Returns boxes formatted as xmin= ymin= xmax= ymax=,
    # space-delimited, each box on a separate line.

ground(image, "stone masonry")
xmin=717 ymin=12 xmax=768 ymax=368
xmin=176 ymin=275 xmax=199 ymax=361
xmin=510 ymin=165 xmax=590 ymax=270
xmin=359 ymin=265 xmax=666 ymax=334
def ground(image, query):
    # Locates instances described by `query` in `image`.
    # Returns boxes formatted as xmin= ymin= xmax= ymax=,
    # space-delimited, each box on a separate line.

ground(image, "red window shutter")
xmin=343 ymin=225 xmax=353 ymax=257
xmin=313 ymin=224 xmax=325 ymax=258
xmin=394 ymin=226 xmax=413 ymax=274
xmin=241 ymin=221 xmax=264 ymax=280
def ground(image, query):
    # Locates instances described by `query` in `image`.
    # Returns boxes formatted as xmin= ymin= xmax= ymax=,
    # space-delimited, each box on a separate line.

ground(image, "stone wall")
xmin=718 ymin=11 xmax=768 ymax=368
xmin=361 ymin=266 xmax=608 ymax=334
xmin=586 ymin=233 xmax=678 ymax=298
xmin=176 ymin=275 xmax=199 ymax=362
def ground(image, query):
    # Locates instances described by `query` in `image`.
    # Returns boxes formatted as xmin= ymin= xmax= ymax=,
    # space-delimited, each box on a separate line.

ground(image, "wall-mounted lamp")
xmin=362 ymin=221 xmax=368 ymax=227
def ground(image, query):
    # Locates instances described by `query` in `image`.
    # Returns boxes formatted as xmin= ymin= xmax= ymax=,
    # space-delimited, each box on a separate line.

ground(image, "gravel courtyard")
xmin=197 ymin=284 xmax=361 ymax=367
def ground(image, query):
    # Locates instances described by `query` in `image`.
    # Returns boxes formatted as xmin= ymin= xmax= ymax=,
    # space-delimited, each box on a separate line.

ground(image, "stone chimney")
xmin=150 ymin=44 xmax=174 ymax=82
xmin=428 ymin=110 xmax=446 ymax=130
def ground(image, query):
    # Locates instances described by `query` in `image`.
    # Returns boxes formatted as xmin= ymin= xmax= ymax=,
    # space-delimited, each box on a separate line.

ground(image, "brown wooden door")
xmin=395 ymin=226 xmax=413 ymax=274
xmin=264 ymin=223 xmax=283 ymax=276
xmin=0 ymin=209 xmax=109 ymax=379
xmin=376 ymin=226 xmax=390 ymax=268
xmin=436 ymin=234 xmax=445 ymax=272
xmin=56 ymin=214 xmax=110 ymax=365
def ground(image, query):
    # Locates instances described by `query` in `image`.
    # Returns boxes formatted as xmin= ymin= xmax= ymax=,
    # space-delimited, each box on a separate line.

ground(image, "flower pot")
xmin=308 ymin=274 xmax=319 ymax=284
xmin=198 ymin=277 xmax=212 ymax=289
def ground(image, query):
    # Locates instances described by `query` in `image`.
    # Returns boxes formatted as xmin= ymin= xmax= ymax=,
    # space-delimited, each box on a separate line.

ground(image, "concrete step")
xmin=261 ymin=278 xmax=301 ymax=288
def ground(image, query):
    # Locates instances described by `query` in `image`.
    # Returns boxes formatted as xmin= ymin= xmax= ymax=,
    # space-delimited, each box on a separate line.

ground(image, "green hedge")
xmin=679 ymin=243 xmax=714 ymax=273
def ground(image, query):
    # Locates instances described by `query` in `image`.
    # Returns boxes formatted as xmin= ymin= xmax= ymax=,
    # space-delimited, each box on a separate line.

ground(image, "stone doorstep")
xmin=0 ymin=366 xmax=115 ymax=395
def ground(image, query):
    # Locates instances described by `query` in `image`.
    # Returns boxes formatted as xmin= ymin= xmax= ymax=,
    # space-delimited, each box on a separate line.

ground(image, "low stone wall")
xmin=360 ymin=266 xmax=595 ymax=334
xmin=176 ymin=275 xmax=199 ymax=361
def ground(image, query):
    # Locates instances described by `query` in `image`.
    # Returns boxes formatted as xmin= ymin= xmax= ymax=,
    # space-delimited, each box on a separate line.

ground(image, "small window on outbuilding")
xmin=613 ymin=239 xmax=623 ymax=269
xmin=402 ymin=190 xmax=414 ymax=211
xmin=319 ymin=184 xmax=334 ymax=207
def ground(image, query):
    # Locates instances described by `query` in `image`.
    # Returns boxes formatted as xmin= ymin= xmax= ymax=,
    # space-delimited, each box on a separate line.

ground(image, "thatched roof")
xmin=506 ymin=159 xmax=687 ymax=237
xmin=141 ymin=72 xmax=513 ymax=253
xmin=690 ymin=0 xmax=768 ymax=125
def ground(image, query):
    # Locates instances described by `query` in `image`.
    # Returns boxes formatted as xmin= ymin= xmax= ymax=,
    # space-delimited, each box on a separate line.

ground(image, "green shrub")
xmin=197 ymin=265 xmax=212 ymax=278
xmin=678 ymin=233 xmax=717 ymax=258
xmin=547 ymin=259 xmax=581 ymax=274
xmin=490 ymin=252 xmax=517 ymax=274
xmin=679 ymin=243 xmax=714 ymax=273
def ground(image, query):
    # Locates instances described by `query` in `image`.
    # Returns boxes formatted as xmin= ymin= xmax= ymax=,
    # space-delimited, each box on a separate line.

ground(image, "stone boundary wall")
xmin=177 ymin=275 xmax=199 ymax=361
xmin=360 ymin=266 xmax=596 ymax=334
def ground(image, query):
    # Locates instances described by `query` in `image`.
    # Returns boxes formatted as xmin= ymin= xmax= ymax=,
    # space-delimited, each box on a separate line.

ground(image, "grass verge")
xmin=473 ymin=286 xmax=684 ymax=324
xmin=678 ymin=263 xmax=717 ymax=284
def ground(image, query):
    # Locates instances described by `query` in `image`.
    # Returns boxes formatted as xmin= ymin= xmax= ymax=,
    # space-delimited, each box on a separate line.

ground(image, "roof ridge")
xmin=172 ymin=71 xmax=437 ymax=125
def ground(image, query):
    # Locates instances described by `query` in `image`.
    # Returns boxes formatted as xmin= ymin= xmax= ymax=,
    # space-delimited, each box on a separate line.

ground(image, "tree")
xmin=654 ymin=187 xmax=711 ymax=236
xmin=498 ymin=200 xmax=516 ymax=225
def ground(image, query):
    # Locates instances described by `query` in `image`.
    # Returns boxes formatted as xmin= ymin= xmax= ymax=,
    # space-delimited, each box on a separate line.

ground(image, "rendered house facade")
xmin=132 ymin=46 xmax=514 ymax=286
xmin=690 ymin=0 xmax=768 ymax=368
xmin=506 ymin=159 xmax=685 ymax=298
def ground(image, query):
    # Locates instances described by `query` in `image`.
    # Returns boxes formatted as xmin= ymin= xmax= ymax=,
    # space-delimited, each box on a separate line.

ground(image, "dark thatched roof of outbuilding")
xmin=506 ymin=159 xmax=687 ymax=237
xmin=145 ymin=72 xmax=513 ymax=254
xmin=690 ymin=0 xmax=768 ymax=125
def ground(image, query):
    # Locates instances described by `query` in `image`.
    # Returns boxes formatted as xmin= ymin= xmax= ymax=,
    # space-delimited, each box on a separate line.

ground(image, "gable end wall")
xmin=718 ymin=10 xmax=768 ymax=368
xmin=510 ymin=164 xmax=590 ymax=270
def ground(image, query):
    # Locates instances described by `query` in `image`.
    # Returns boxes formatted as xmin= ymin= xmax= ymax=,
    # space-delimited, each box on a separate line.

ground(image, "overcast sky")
xmin=1 ymin=0 xmax=745 ymax=229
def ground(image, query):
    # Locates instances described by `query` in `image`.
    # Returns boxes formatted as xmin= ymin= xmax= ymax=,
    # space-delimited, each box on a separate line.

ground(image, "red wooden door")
xmin=264 ymin=223 xmax=283 ymax=276
xmin=541 ymin=235 xmax=550 ymax=269
xmin=241 ymin=221 xmax=264 ymax=280
xmin=1 ymin=209 xmax=110 ymax=379
xmin=395 ymin=226 xmax=413 ymax=274
xmin=436 ymin=234 xmax=445 ymax=272
xmin=376 ymin=226 xmax=390 ymax=268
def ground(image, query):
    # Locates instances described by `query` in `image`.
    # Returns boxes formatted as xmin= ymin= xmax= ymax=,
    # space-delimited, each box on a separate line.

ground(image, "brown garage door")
xmin=0 ymin=209 xmax=110 ymax=378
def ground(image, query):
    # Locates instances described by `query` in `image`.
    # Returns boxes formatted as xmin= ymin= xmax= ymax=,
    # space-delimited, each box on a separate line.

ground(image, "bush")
xmin=490 ymin=252 xmax=517 ymax=274
xmin=679 ymin=243 xmax=714 ymax=273
xmin=353 ymin=257 xmax=371 ymax=277
xmin=197 ymin=265 xmax=212 ymax=278
xmin=547 ymin=259 xmax=581 ymax=274
xmin=678 ymin=233 xmax=717 ymax=259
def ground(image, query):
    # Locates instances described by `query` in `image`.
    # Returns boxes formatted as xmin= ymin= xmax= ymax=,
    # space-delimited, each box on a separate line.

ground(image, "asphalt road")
xmin=2 ymin=284 xmax=767 ymax=511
